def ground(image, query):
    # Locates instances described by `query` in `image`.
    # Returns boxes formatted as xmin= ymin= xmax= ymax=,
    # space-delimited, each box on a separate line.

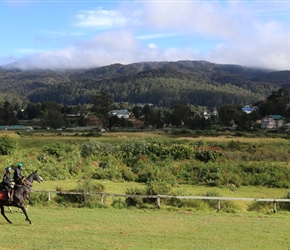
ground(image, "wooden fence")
xmin=31 ymin=190 xmax=290 ymax=212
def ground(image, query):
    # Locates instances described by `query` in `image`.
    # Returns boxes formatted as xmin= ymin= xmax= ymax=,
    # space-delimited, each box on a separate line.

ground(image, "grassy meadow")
xmin=0 ymin=130 xmax=290 ymax=249
xmin=1 ymin=206 xmax=290 ymax=250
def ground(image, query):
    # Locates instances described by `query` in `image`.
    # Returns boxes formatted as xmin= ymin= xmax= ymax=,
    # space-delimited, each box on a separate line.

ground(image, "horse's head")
xmin=33 ymin=171 xmax=44 ymax=183
xmin=26 ymin=170 xmax=43 ymax=184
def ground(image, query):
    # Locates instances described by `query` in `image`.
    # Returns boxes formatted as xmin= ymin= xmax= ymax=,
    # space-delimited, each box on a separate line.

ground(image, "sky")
xmin=2 ymin=0 xmax=290 ymax=70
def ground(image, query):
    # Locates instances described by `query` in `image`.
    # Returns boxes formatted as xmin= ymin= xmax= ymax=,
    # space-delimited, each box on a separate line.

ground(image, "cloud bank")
xmin=2 ymin=1 xmax=290 ymax=70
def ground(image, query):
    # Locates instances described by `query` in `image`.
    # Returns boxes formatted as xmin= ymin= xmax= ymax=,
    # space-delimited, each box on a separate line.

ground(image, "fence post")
xmin=48 ymin=191 xmax=51 ymax=201
xmin=217 ymin=199 xmax=221 ymax=212
xmin=157 ymin=196 xmax=161 ymax=208
xmin=101 ymin=193 xmax=105 ymax=205
xmin=273 ymin=201 xmax=277 ymax=213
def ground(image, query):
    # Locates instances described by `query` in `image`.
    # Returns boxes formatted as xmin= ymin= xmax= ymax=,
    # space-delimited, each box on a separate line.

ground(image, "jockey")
xmin=13 ymin=163 xmax=24 ymax=185
xmin=2 ymin=167 xmax=12 ymax=202
xmin=13 ymin=163 xmax=32 ymax=187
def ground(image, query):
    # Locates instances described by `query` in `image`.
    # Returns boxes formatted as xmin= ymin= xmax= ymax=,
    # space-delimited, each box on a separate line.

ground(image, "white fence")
xmin=31 ymin=190 xmax=290 ymax=212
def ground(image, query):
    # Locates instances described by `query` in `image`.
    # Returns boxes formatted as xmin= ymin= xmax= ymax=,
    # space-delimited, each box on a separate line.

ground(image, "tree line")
xmin=0 ymin=88 xmax=288 ymax=131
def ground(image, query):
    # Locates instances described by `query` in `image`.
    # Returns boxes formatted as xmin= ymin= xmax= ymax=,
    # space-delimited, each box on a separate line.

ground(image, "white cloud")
xmin=40 ymin=29 xmax=85 ymax=37
xmin=136 ymin=32 xmax=180 ymax=40
xmin=6 ymin=1 xmax=290 ymax=70
xmin=148 ymin=43 xmax=157 ymax=49
xmin=75 ymin=8 xmax=129 ymax=29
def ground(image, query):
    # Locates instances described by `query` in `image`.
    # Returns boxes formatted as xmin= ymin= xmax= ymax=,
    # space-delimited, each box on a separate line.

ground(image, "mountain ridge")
xmin=0 ymin=60 xmax=288 ymax=108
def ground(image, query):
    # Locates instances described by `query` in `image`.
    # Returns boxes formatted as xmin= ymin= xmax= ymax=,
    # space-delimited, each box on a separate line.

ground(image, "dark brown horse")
xmin=0 ymin=170 xmax=43 ymax=224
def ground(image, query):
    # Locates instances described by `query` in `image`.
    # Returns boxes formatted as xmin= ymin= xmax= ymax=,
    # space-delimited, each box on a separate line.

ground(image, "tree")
xmin=171 ymin=104 xmax=192 ymax=127
xmin=218 ymin=104 xmax=242 ymax=127
xmin=0 ymin=101 xmax=18 ymax=125
xmin=26 ymin=102 xmax=42 ymax=119
xmin=259 ymin=88 xmax=290 ymax=118
xmin=91 ymin=92 xmax=114 ymax=128
xmin=41 ymin=109 xmax=65 ymax=129
xmin=42 ymin=101 xmax=62 ymax=112
xmin=132 ymin=106 xmax=143 ymax=119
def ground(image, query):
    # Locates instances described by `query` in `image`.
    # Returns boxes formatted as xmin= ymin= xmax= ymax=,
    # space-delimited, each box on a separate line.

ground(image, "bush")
xmin=111 ymin=198 xmax=127 ymax=209
xmin=202 ymin=190 xmax=239 ymax=212
xmin=29 ymin=192 xmax=50 ymax=205
xmin=91 ymin=155 xmax=124 ymax=180
xmin=166 ymin=189 xmax=206 ymax=209
xmin=227 ymin=140 xmax=241 ymax=151
xmin=55 ymin=179 xmax=105 ymax=208
xmin=194 ymin=146 xmax=224 ymax=162
xmin=0 ymin=135 xmax=20 ymax=155
xmin=278 ymin=192 xmax=290 ymax=211
xmin=247 ymin=201 xmax=273 ymax=212
xmin=125 ymin=187 xmax=147 ymax=208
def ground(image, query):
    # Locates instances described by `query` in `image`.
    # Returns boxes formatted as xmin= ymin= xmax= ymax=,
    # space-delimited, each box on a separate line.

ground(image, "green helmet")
xmin=18 ymin=163 xmax=23 ymax=168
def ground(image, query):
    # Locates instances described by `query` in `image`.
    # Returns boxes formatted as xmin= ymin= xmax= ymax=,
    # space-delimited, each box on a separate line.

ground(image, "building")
xmin=110 ymin=109 xmax=130 ymax=119
xmin=261 ymin=115 xmax=285 ymax=129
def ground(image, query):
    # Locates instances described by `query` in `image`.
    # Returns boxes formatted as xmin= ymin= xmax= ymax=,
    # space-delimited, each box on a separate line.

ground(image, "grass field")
xmin=0 ymin=130 xmax=290 ymax=249
xmin=1 ymin=206 xmax=290 ymax=250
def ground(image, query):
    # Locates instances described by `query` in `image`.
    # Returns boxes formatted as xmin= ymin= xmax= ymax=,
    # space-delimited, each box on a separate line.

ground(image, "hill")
xmin=0 ymin=60 xmax=289 ymax=108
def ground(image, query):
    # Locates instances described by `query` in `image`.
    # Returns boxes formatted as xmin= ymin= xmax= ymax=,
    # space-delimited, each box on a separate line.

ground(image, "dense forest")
xmin=1 ymin=60 xmax=289 ymax=109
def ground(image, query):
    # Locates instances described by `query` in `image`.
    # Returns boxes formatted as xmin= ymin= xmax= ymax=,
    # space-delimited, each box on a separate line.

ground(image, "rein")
xmin=17 ymin=178 xmax=33 ymax=188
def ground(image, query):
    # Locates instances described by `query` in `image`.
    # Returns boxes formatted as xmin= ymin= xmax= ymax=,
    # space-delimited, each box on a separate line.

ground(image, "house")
xmin=84 ymin=113 xmax=103 ymax=127
xmin=242 ymin=105 xmax=259 ymax=114
xmin=281 ymin=123 xmax=290 ymax=131
xmin=261 ymin=115 xmax=285 ymax=129
xmin=110 ymin=109 xmax=130 ymax=119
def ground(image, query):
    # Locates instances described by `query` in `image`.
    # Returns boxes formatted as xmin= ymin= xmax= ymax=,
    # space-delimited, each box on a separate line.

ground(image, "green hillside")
xmin=0 ymin=60 xmax=288 ymax=108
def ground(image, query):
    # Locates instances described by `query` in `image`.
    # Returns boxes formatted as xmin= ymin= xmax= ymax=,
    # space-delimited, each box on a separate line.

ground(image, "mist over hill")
xmin=0 ymin=60 xmax=289 ymax=108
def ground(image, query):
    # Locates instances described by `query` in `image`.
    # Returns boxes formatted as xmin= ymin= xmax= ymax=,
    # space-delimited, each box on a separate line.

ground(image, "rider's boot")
xmin=8 ymin=191 xmax=13 ymax=202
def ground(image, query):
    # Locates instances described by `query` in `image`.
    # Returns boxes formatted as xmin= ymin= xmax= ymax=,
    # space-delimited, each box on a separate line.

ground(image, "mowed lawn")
xmin=0 ymin=206 xmax=289 ymax=250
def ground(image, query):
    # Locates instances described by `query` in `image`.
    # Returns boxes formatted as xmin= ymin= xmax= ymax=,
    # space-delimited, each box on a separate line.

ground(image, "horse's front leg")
xmin=1 ymin=205 xmax=12 ymax=224
xmin=20 ymin=206 xmax=32 ymax=224
xmin=26 ymin=195 xmax=33 ymax=205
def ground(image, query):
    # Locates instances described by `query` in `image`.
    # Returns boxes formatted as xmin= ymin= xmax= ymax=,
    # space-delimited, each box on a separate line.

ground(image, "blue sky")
xmin=1 ymin=0 xmax=290 ymax=70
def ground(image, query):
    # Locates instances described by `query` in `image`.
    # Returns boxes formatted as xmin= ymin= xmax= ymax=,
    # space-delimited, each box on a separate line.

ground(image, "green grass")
xmin=1 ymin=207 xmax=290 ymax=250
xmin=1 ymin=132 xmax=290 ymax=249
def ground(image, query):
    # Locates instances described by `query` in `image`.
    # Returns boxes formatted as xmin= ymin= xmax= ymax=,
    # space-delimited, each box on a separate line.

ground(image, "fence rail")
xmin=31 ymin=190 xmax=290 ymax=212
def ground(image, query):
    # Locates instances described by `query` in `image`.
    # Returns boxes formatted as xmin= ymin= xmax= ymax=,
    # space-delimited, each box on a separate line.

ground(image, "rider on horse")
xmin=2 ymin=167 xmax=13 ymax=202
xmin=13 ymin=163 xmax=32 ymax=186
xmin=13 ymin=163 xmax=24 ymax=185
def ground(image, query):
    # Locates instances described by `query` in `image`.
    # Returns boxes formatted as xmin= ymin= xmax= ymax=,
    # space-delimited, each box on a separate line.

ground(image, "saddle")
xmin=0 ymin=190 xmax=9 ymax=201
xmin=0 ymin=183 xmax=14 ymax=202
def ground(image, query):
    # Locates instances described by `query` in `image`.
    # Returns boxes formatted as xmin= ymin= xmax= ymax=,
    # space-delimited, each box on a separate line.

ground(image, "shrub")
xmin=91 ymin=155 xmax=124 ymax=180
xmin=80 ymin=141 xmax=105 ymax=158
xmin=166 ymin=189 xmax=205 ymax=209
xmin=55 ymin=179 xmax=105 ymax=208
xmin=111 ymin=198 xmax=127 ymax=209
xmin=227 ymin=140 xmax=241 ymax=151
xmin=29 ymin=192 xmax=50 ymax=205
xmin=202 ymin=190 xmax=239 ymax=212
xmin=194 ymin=146 xmax=224 ymax=162
xmin=125 ymin=187 xmax=147 ymax=208
xmin=247 ymin=201 xmax=273 ymax=212
xmin=278 ymin=192 xmax=290 ymax=211
xmin=0 ymin=135 xmax=20 ymax=155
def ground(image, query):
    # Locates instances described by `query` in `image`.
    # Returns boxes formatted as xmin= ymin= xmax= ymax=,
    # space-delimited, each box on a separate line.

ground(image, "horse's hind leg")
xmin=8 ymin=206 xmax=13 ymax=213
xmin=1 ymin=206 xmax=12 ymax=224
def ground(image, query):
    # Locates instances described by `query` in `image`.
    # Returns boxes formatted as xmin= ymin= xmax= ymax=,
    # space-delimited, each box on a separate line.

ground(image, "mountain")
xmin=0 ymin=60 xmax=289 ymax=108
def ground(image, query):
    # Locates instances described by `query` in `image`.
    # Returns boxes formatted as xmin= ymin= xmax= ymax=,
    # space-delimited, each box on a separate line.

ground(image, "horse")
xmin=0 ymin=170 xmax=43 ymax=224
